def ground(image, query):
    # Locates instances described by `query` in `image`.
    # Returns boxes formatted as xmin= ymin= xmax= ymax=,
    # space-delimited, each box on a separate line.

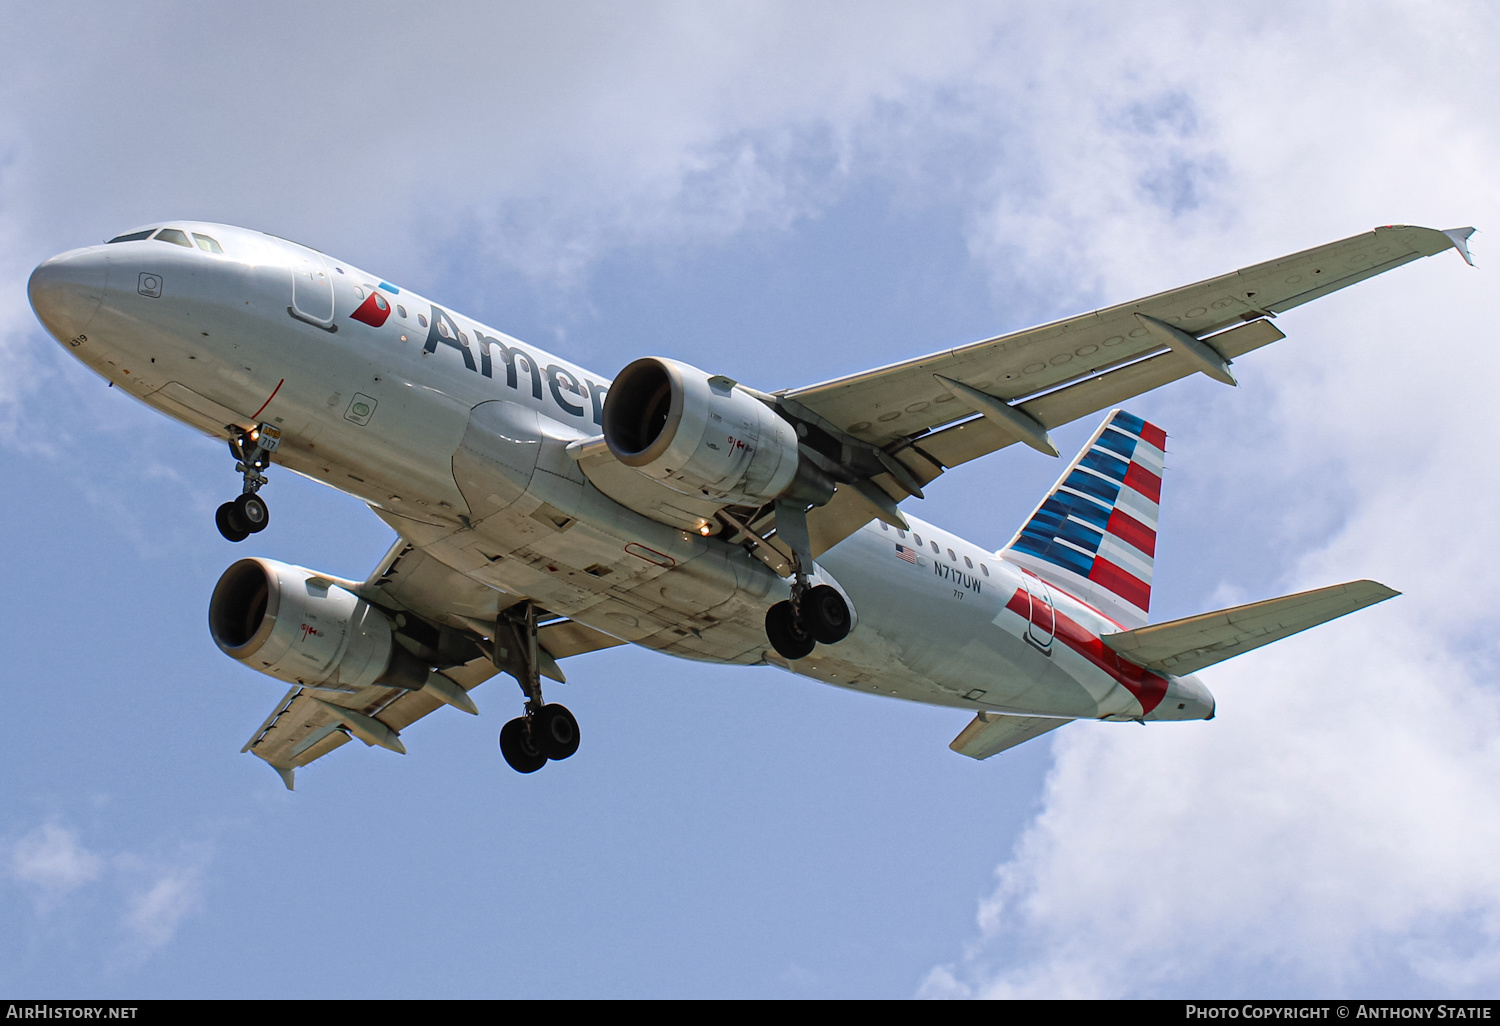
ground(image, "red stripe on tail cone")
xmin=1105 ymin=509 xmax=1156 ymax=557
xmin=1123 ymin=462 xmax=1162 ymax=503
xmin=1139 ymin=422 xmax=1167 ymax=450
xmin=1004 ymin=588 xmax=1168 ymax=713
xmin=1088 ymin=557 xmax=1150 ymax=611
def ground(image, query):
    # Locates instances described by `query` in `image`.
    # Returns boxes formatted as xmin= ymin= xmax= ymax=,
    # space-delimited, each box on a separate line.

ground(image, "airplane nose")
xmin=28 ymin=248 xmax=108 ymax=342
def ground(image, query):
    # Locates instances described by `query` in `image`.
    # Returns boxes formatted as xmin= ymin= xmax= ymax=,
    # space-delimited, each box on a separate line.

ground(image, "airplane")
xmin=26 ymin=220 xmax=1475 ymax=788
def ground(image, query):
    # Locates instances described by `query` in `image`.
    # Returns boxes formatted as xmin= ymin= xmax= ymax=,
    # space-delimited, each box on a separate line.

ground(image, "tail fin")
xmin=1000 ymin=409 xmax=1165 ymax=628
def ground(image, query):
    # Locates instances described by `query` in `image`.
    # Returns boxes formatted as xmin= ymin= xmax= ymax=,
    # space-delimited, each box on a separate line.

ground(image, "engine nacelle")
xmin=602 ymin=357 xmax=833 ymax=507
xmin=208 ymin=558 xmax=427 ymax=690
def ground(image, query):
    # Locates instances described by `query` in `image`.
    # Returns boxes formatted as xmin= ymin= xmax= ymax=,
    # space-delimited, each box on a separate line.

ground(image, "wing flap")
xmin=898 ymin=317 xmax=1286 ymax=474
xmin=950 ymin=712 xmax=1071 ymax=760
xmin=1101 ymin=580 xmax=1399 ymax=676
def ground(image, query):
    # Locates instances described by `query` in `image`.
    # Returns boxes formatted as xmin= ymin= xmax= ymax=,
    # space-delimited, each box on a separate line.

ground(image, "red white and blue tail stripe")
xmin=1000 ymin=409 xmax=1165 ymax=629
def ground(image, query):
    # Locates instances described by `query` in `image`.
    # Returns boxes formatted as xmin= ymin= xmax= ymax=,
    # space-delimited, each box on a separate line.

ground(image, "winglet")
xmin=272 ymin=764 xmax=295 ymax=791
xmin=1442 ymin=227 xmax=1476 ymax=267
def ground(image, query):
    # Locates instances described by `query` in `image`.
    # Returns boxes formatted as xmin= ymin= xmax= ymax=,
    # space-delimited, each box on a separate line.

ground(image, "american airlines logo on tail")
xmin=1000 ymin=409 xmax=1165 ymax=629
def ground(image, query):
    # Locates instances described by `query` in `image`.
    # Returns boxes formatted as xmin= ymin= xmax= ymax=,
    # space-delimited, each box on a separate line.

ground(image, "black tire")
xmin=536 ymin=704 xmax=580 ymax=760
xmin=765 ymin=600 xmax=815 ymax=660
xmin=804 ymin=585 xmax=852 ymax=644
xmin=216 ymin=502 xmax=250 ymax=543
xmin=499 ymin=717 xmax=548 ymax=773
xmin=234 ymin=493 xmax=270 ymax=533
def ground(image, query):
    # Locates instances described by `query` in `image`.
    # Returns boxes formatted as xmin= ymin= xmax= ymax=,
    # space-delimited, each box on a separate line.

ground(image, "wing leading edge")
xmin=776 ymin=226 xmax=1471 ymax=556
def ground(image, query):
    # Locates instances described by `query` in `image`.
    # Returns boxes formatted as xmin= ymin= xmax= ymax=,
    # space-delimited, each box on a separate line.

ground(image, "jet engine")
xmin=602 ymin=357 xmax=833 ymax=507
xmin=208 ymin=558 xmax=428 ymax=690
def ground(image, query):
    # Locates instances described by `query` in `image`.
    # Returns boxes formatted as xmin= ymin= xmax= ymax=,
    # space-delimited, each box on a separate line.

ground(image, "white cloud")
xmin=119 ymin=862 xmax=206 ymax=960
xmin=921 ymin=2 xmax=1500 ymax=999
xmin=6 ymin=820 xmax=209 ymax=972
xmin=10 ymin=824 xmax=104 ymax=907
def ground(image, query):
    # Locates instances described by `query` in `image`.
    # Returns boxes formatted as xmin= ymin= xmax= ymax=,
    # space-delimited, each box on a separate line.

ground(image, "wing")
xmin=241 ymin=539 xmax=624 ymax=789
xmin=788 ymin=225 xmax=1471 ymax=454
xmin=775 ymin=225 xmax=1473 ymax=554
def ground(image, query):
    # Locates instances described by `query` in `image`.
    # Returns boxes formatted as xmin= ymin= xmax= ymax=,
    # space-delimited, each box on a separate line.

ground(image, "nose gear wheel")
xmin=217 ymin=423 xmax=279 ymax=542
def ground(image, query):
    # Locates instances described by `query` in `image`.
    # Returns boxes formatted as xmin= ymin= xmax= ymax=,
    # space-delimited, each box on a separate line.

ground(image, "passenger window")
xmin=397 ymin=305 xmax=407 ymax=318
xmin=880 ymin=521 xmax=888 ymax=531
xmin=108 ymin=229 xmax=155 ymax=244
xmin=947 ymin=548 xmax=956 ymax=561
xmin=897 ymin=530 xmax=906 ymax=539
xmin=913 ymin=534 xmax=922 ymax=546
xmin=980 ymin=564 xmax=990 ymax=576
xmin=152 ymin=228 xmax=191 ymax=247
xmin=964 ymin=555 xmax=973 ymax=568
xmin=355 ymin=287 xmax=365 ymax=299
xmin=418 ymin=314 xmax=428 ymax=327
xmin=930 ymin=540 xmax=939 ymax=553
xmin=192 ymin=234 xmax=223 ymax=254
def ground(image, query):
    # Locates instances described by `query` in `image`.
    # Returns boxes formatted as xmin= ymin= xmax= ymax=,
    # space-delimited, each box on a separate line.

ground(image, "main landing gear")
xmin=762 ymin=498 xmax=853 ymax=661
xmin=490 ymin=602 xmax=580 ymax=774
xmin=216 ymin=423 xmax=279 ymax=542
xmin=765 ymin=583 xmax=851 ymax=660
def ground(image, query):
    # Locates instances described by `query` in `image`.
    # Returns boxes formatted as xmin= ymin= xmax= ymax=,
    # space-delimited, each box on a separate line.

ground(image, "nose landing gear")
xmin=217 ymin=423 xmax=278 ymax=542
xmin=489 ymin=602 xmax=581 ymax=774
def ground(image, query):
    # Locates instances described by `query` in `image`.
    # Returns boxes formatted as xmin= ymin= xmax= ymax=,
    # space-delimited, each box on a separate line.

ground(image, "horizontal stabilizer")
xmin=950 ymin=712 xmax=1071 ymax=760
xmin=1101 ymin=579 xmax=1399 ymax=676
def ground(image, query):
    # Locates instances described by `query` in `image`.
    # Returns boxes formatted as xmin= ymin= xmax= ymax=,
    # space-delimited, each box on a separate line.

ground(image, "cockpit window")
xmin=107 ymin=229 xmax=155 ymax=244
xmin=153 ymin=228 xmax=192 ymax=247
xmin=192 ymin=233 xmax=223 ymax=254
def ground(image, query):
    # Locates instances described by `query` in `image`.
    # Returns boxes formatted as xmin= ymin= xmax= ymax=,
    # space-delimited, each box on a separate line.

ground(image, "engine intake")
xmin=209 ymin=558 xmax=427 ymax=690
xmin=602 ymin=357 xmax=832 ymax=507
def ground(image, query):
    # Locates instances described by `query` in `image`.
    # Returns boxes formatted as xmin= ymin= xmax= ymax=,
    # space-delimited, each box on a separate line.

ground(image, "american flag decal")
xmin=894 ymin=544 xmax=919 ymax=564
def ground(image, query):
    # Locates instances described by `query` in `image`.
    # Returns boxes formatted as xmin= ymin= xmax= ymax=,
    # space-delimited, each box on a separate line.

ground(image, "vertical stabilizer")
xmin=1000 ymin=409 xmax=1165 ymax=628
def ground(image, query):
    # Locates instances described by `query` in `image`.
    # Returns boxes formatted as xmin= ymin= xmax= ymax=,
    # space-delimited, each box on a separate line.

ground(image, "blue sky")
xmin=2 ymin=2 xmax=1498 ymax=998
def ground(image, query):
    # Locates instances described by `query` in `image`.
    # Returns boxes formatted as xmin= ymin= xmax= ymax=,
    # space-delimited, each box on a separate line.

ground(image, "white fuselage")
xmin=29 ymin=221 xmax=1214 ymax=723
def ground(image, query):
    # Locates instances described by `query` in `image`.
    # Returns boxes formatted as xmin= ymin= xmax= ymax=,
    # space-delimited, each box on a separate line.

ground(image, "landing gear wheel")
xmin=803 ymin=585 xmax=851 ymax=644
xmin=215 ymin=502 xmax=250 ymax=543
xmin=233 ymin=493 xmax=270 ymax=533
xmin=535 ymin=703 xmax=580 ymax=760
xmin=499 ymin=717 xmax=548 ymax=773
xmin=765 ymin=601 xmax=815 ymax=660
